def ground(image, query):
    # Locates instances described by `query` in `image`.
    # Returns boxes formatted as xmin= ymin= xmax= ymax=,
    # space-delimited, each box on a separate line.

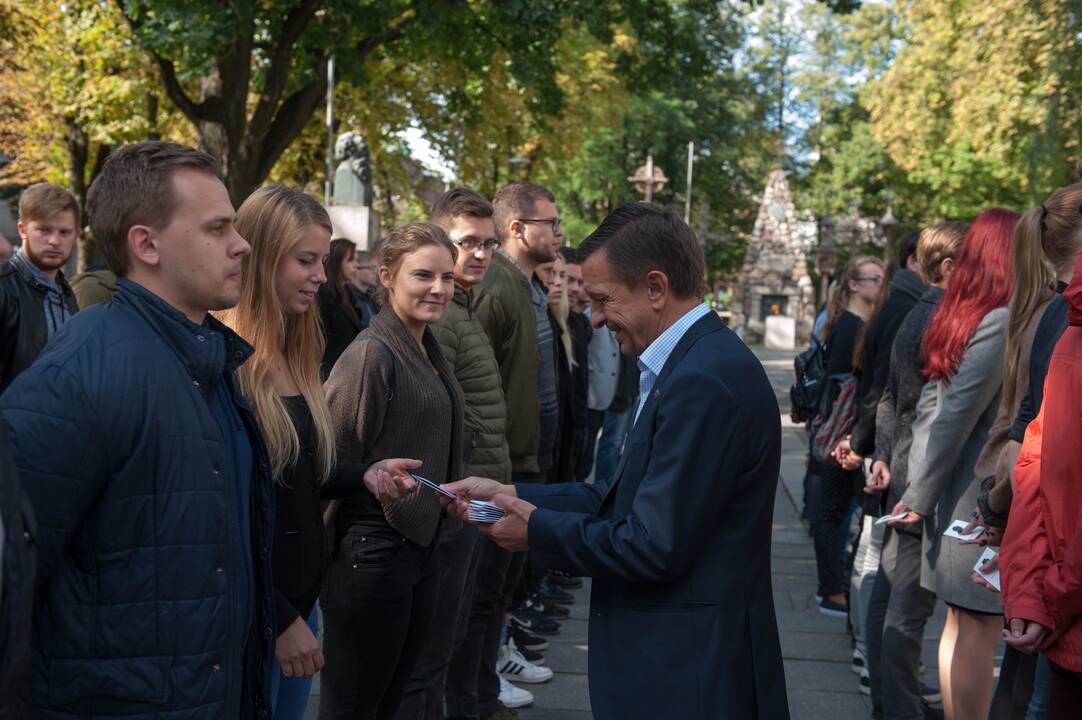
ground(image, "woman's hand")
xmin=959 ymin=510 xmax=1003 ymax=547
xmin=276 ymin=616 xmax=324 ymax=678
xmin=865 ymin=460 xmax=892 ymax=495
xmin=887 ymin=499 xmax=922 ymax=526
xmin=363 ymin=458 xmax=422 ymax=504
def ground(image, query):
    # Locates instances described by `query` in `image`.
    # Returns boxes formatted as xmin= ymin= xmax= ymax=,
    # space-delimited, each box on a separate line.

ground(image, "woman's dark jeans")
xmin=806 ymin=459 xmax=860 ymax=598
xmin=318 ymin=521 xmax=441 ymax=720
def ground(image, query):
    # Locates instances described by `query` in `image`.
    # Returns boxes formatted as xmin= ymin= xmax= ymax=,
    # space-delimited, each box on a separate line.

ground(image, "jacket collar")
xmin=919 ymin=285 xmax=945 ymax=305
xmin=601 ymin=312 xmax=724 ymax=505
xmin=11 ymin=249 xmax=73 ymax=298
xmin=891 ymin=268 xmax=926 ymax=304
xmin=113 ymin=277 xmax=254 ymax=387
xmin=492 ymin=250 xmax=531 ymax=290
xmin=451 ymin=283 xmax=474 ymax=313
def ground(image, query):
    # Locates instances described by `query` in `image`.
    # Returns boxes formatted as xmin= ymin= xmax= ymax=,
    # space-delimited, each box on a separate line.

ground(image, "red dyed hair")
xmin=922 ymin=208 xmax=1019 ymax=381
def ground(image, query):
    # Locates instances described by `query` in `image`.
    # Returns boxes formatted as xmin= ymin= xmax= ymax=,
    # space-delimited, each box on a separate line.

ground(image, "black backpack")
xmin=790 ymin=337 xmax=828 ymax=423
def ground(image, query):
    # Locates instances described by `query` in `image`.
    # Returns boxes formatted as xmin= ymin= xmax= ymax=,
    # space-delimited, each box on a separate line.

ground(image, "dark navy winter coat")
xmin=0 ymin=278 xmax=276 ymax=720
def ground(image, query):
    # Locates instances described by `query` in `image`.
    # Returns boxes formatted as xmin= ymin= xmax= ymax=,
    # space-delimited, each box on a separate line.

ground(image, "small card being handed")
xmin=875 ymin=513 xmax=909 ymax=526
xmin=973 ymin=547 xmax=1000 ymax=592
xmin=943 ymin=519 xmax=984 ymax=542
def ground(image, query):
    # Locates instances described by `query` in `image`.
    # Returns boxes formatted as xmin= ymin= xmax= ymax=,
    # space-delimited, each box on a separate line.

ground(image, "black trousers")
xmin=805 ymin=460 xmax=859 ymax=597
xmin=445 ymin=537 xmax=514 ymax=720
xmin=1047 ymin=660 xmax=1082 ymax=720
xmin=319 ymin=521 xmax=441 ymax=720
xmin=397 ymin=525 xmax=479 ymax=720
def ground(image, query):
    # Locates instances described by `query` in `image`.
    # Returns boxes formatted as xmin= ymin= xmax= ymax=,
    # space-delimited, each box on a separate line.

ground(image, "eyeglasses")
xmin=450 ymin=237 xmax=499 ymax=252
xmin=517 ymin=217 xmax=562 ymax=233
xmin=855 ymin=276 xmax=884 ymax=286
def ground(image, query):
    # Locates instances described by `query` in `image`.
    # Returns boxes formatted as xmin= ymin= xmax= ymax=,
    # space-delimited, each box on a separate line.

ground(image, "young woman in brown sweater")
xmin=320 ymin=223 xmax=466 ymax=720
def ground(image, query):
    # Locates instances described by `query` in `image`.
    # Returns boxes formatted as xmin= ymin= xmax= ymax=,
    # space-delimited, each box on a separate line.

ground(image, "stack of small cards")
xmin=410 ymin=473 xmax=505 ymax=524
xmin=466 ymin=500 xmax=504 ymax=525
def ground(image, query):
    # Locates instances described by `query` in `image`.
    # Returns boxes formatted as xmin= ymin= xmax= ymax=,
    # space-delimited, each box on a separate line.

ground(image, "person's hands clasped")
xmin=832 ymin=436 xmax=864 ymax=471
xmin=1003 ymin=617 xmax=1063 ymax=654
xmin=363 ymin=458 xmax=422 ymax=504
xmin=865 ymin=459 xmax=891 ymax=495
xmin=276 ymin=615 xmax=324 ymax=678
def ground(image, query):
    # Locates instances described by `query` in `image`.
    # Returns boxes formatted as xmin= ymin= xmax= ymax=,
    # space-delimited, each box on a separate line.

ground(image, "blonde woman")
xmin=218 ymin=186 xmax=339 ymax=719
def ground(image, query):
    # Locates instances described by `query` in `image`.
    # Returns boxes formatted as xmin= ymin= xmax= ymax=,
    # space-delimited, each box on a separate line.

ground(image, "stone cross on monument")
xmin=628 ymin=155 xmax=668 ymax=202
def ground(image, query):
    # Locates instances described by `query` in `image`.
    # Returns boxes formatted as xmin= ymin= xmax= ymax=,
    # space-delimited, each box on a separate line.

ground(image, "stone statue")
xmin=333 ymin=131 xmax=373 ymax=207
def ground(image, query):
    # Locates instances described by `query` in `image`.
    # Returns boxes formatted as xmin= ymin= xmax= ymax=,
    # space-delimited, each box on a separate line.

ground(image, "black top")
xmin=809 ymin=310 xmax=863 ymax=475
xmin=317 ymin=285 xmax=371 ymax=379
xmin=272 ymin=395 xmax=328 ymax=633
xmin=1008 ymin=283 xmax=1070 ymax=442
xmin=850 ymin=269 xmax=927 ymax=456
xmin=568 ymin=310 xmax=592 ymax=431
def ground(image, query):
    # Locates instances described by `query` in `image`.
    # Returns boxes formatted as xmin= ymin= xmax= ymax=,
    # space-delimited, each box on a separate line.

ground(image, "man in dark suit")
xmin=447 ymin=203 xmax=789 ymax=719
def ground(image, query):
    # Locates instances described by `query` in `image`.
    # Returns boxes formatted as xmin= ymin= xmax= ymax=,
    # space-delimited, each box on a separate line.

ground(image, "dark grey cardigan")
xmin=324 ymin=306 xmax=465 ymax=546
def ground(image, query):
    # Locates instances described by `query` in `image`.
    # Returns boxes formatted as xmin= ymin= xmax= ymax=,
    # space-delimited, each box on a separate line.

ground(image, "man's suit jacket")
xmin=518 ymin=312 xmax=789 ymax=719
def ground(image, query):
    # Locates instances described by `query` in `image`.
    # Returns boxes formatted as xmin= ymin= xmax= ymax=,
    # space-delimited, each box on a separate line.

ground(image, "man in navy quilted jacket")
xmin=0 ymin=141 xmax=277 ymax=719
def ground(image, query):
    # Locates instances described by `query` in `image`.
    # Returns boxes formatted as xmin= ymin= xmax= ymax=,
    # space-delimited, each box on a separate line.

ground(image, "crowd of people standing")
xmin=0 ymin=141 xmax=645 ymax=720
xmin=800 ymin=177 xmax=1082 ymax=719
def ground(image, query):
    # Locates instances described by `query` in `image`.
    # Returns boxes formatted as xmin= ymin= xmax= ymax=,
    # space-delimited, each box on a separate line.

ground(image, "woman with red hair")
xmin=889 ymin=208 xmax=1019 ymax=720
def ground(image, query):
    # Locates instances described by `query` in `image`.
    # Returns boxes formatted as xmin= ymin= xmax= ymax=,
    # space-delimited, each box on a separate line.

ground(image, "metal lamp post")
xmin=817 ymin=213 xmax=838 ymax=305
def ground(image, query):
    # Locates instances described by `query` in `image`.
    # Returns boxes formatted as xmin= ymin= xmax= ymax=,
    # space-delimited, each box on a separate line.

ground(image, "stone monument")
xmin=328 ymin=131 xmax=381 ymax=250
xmin=731 ymin=168 xmax=816 ymax=348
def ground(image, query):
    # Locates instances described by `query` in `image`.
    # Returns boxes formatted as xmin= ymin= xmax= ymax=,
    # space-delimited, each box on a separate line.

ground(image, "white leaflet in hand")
xmin=973 ymin=547 xmax=1000 ymax=592
xmin=875 ymin=513 xmax=908 ymax=526
xmin=943 ymin=519 xmax=984 ymax=541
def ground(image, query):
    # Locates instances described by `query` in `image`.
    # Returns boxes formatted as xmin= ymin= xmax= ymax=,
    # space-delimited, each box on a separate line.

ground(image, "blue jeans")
xmin=1027 ymin=654 xmax=1051 ymax=720
xmin=595 ymin=406 xmax=633 ymax=486
xmin=271 ymin=609 xmax=320 ymax=720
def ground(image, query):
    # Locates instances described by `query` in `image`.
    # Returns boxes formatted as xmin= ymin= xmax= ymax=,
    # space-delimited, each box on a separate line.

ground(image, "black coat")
xmin=850 ymin=269 xmax=926 ymax=456
xmin=318 ymin=284 xmax=374 ymax=378
xmin=0 ymin=414 xmax=34 ymax=719
xmin=0 ymin=278 xmax=276 ymax=719
xmin=0 ymin=256 xmax=79 ymax=393
xmin=1009 ymin=286 xmax=1069 ymax=442
xmin=873 ymin=286 xmax=944 ymax=510
xmin=519 ymin=313 xmax=788 ymax=719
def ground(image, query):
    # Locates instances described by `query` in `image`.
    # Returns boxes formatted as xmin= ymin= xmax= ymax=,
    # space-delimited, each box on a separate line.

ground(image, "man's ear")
xmin=16 ymin=220 xmax=28 ymax=243
xmin=128 ymin=225 xmax=161 ymax=269
xmin=645 ymin=270 xmax=669 ymax=306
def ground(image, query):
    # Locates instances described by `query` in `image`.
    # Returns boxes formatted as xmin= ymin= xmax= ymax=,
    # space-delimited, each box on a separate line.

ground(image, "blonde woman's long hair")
xmin=819 ymin=255 xmax=884 ymax=341
xmin=220 ymin=186 xmax=337 ymax=483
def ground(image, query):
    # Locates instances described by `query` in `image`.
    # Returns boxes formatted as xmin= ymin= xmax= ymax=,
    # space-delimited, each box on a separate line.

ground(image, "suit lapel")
xmin=598 ymin=312 xmax=723 ymax=508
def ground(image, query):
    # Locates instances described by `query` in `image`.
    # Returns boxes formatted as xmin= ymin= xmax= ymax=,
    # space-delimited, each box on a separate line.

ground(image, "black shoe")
xmin=510 ymin=606 xmax=561 ymax=636
xmin=546 ymin=571 xmax=583 ymax=589
xmin=538 ymin=578 xmax=574 ymax=605
xmin=531 ymin=596 xmax=570 ymax=619
xmin=818 ymin=597 xmax=848 ymax=618
xmin=510 ymin=625 xmax=549 ymax=652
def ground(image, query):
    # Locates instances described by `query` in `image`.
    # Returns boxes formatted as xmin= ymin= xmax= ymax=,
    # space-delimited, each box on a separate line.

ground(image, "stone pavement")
xmin=304 ymin=346 xmax=986 ymax=719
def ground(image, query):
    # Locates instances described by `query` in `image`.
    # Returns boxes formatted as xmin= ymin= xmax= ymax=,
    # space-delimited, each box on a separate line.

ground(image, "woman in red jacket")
xmin=1000 ymin=244 xmax=1082 ymax=717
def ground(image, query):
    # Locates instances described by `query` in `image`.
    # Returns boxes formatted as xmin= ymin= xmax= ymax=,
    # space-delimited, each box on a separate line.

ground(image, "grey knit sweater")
xmin=324 ymin=306 xmax=465 ymax=546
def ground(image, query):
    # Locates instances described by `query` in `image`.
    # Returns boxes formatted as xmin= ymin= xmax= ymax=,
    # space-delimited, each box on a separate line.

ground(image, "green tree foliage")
xmin=866 ymin=0 xmax=1082 ymax=218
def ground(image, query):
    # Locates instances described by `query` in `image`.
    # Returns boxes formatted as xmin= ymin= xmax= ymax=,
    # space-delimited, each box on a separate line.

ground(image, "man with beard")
xmin=0 ymin=183 xmax=80 ymax=391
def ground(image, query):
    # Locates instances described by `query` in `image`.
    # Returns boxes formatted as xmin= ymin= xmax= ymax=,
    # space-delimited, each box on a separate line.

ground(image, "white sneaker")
xmin=851 ymin=648 xmax=866 ymax=675
xmin=499 ymin=675 xmax=534 ymax=708
xmin=498 ymin=642 xmax=554 ymax=684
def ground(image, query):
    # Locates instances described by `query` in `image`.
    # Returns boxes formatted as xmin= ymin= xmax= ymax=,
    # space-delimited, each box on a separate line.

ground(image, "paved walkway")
xmin=305 ymin=346 xmax=965 ymax=719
